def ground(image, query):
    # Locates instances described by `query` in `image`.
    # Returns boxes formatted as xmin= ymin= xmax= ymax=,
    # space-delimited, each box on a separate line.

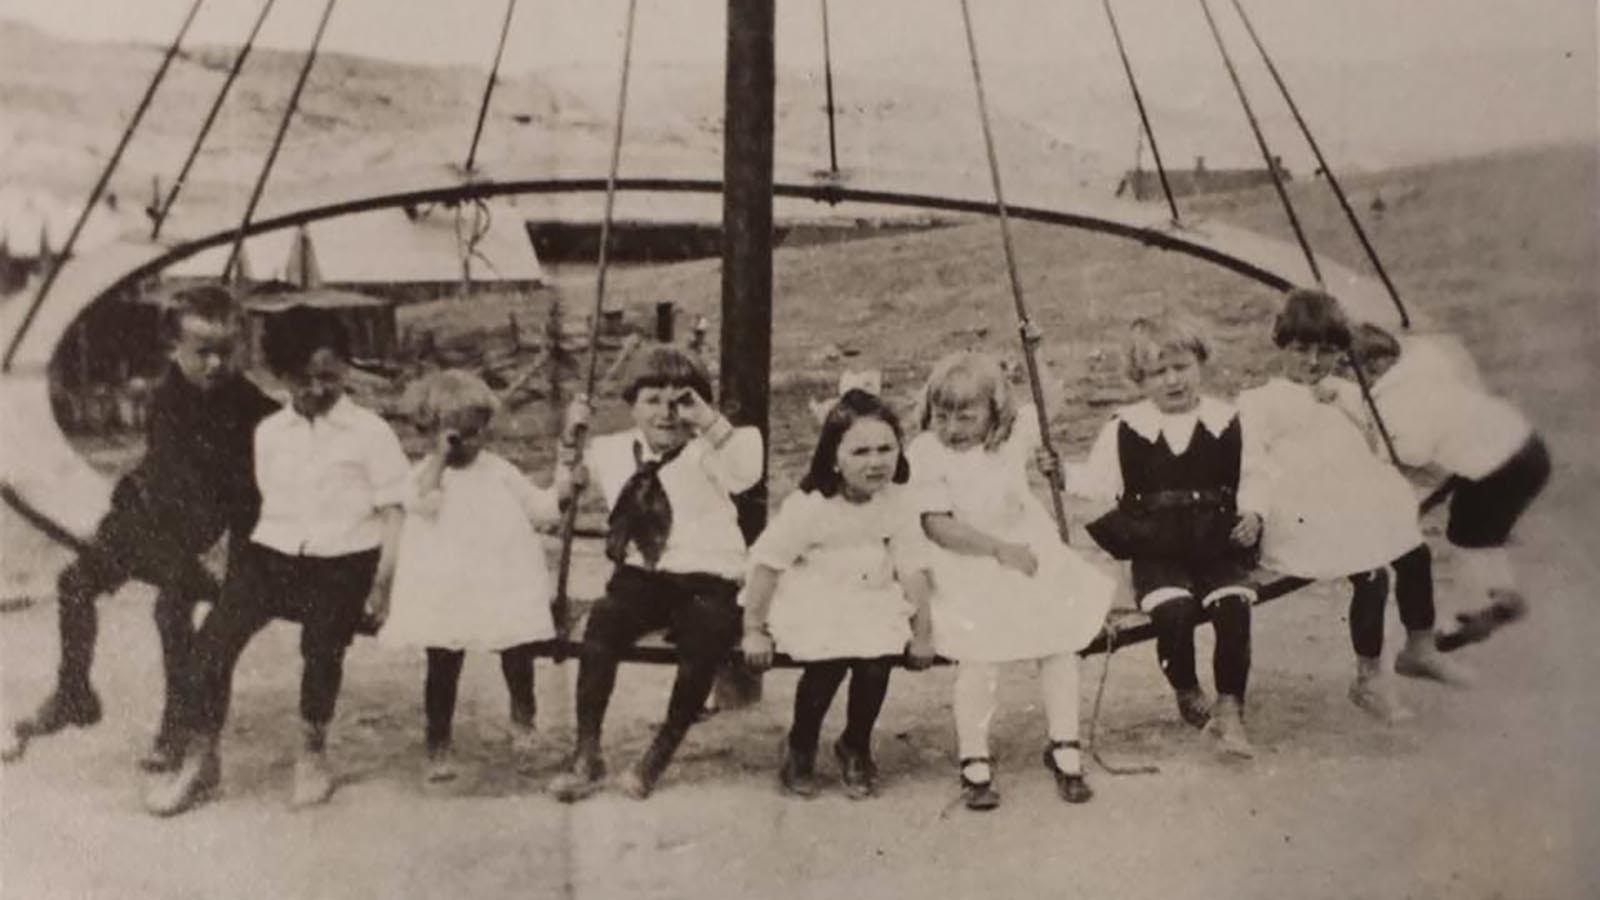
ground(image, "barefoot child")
xmin=379 ymin=370 xmax=581 ymax=782
xmin=1349 ymin=323 xmax=1550 ymax=648
xmin=549 ymin=344 xmax=763 ymax=802
xmin=1072 ymin=314 xmax=1266 ymax=756
xmin=910 ymin=351 xmax=1115 ymax=811
xmin=1238 ymin=289 xmax=1469 ymax=725
xmin=146 ymin=307 xmax=408 ymax=815
xmin=3 ymin=286 xmax=278 ymax=768
xmin=740 ymin=389 xmax=936 ymax=799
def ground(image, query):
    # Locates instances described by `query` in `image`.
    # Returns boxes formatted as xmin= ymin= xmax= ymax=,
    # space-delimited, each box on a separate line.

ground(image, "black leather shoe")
xmin=1043 ymin=741 xmax=1093 ymax=804
xmin=834 ymin=739 xmax=878 ymax=800
xmin=548 ymin=754 xmax=607 ymax=803
xmin=137 ymin=734 xmax=186 ymax=774
xmin=959 ymin=757 xmax=1000 ymax=811
xmin=3 ymin=688 xmax=103 ymax=763
xmin=778 ymin=739 xmax=820 ymax=798
xmin=144 ymin=736 xmax=221 ymax=817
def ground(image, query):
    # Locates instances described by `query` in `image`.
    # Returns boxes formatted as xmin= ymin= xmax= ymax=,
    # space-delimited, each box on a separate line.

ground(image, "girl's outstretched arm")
xmin=922 ymin=512 xmax=1038 ymax=576
xmin=365 ymin=505 xmax=403 ymax=628
xmin=739 ymin=564 xmax=780 ymax=671
xmin=900 ymin=569 xmax=937 ymax=669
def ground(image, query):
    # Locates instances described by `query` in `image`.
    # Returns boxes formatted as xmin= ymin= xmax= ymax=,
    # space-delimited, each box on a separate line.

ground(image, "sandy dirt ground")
xmin=3 ymin=145 xmax=1599 ymax=898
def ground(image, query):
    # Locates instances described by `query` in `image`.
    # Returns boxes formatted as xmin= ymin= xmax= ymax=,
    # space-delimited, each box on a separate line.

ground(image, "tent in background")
xmin=163 ymin=203 xmax=543 ymax=301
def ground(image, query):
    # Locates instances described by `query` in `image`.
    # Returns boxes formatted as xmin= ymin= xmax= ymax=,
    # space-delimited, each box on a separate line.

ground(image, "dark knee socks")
xmin=1349 ymin=568 xmax=1390 ymax=658
xmin=426 ymin=645 xmax=540 ymax=749
xmin=790 ymin=662 xmax=848 ymax=751
xmin=55 ymin=598 xmax=97 ymax=695
xmin=500 ymin=643 xmax=537 ymax=725
xmin=1210 ymin=595 xmax=1252 ymax=698
xmin=841 ymin=660 xmax=892 ymax=752
xmin=1149 ymin=597 xmax=1202 ymax=693
xmin=1151 ymin=595 xmax=1250 ymax=698
xmin=573 ymin=643 xmax=622 ymax=759
xmin=1391 ymin=544 xmax=1436 ymax=632
xmin=790 ymin=660 xmax=892 ymax=754
xmin=425 ymin=649 xmax=466 ymax=749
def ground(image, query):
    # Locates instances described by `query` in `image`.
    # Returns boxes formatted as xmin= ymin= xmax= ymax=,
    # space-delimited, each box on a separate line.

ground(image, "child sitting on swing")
xmin=740 ymin=388 xmax=936 ymax=800
xmin=910 ymin=351 xmax=1115 ymax=811
xmin=549 ymin=344 xmax=763 ymax=802
xmin=1238 ymin=289 xmax=1471 ymax=725
xmin=1072 ymin=312 xmax=1266 ymax=757
xmin=378 ymin=370 xmax=582 ymax=783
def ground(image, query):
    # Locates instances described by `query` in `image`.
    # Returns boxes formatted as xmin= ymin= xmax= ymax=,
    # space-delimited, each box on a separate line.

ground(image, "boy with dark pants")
xmin=3 ymin=286 xmax=278 ymax=769
xmin=145 ymin=308 xmax=407 ymax=815
xmin=550 ymin=344 xmax=763 ymax=801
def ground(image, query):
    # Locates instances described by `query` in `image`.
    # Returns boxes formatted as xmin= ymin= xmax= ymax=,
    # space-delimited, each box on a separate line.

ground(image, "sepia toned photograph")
xmin=1 ymin=1 xmax=1596 ymax=897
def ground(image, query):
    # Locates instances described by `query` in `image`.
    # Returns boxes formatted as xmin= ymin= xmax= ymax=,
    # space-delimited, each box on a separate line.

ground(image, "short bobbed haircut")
xmin=262 ymin=305 xmax=351 ymax=377
xmin=1124 ymin=311 xmax=1211 ymax=383
xmin=1351 ymin=322 xmax=1401 ymax=365
xmin=800 ymin=388 xmax=911 ymax=497
xmin=620 ymin=343 xmax=713 ymax=404
xmin=1273 ymin=287 xmax=1352 ymax=350
xmin=410 ymin=369 xmax=499 ymax=432
xmin=916 ymin=351 xmax=1016 ymax=452
xmin=163 ymin=284 xmax=243 ymax=341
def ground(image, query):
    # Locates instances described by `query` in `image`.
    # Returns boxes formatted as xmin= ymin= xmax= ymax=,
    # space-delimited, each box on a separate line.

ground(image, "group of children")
xmin=1 ymin=283 xmax=1548 ymax=817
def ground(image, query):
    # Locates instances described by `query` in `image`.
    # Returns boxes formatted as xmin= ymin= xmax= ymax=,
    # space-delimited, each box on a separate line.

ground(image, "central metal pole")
xmin=717 ymin=0 xmax=776 ymax=708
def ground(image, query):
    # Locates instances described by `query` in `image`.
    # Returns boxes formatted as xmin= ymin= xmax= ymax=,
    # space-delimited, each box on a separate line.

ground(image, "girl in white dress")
xmin=741 ymin=389 xmax=936 ymax=800
xmin=381 ymin=370 xmax=578 ymax=781
xmin=909 ymin=352 xmax=1116 ymax=811
xmin=1238 ymin=289 xmax=1470 ymax=724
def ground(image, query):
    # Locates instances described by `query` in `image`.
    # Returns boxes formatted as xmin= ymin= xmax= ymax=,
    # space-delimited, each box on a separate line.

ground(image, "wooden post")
xmin=715 ymin=0 xmax=775 ymax=710
xmin=654 ymin=300 xmax=676 ymax=342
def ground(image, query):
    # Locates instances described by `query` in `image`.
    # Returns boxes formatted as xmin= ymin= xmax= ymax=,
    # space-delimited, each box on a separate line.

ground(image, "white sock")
xmin=1456 ymin=546 xmax=1515 ymax=603
xmin=954 ymin=662 xmax=999 ymax=764
xmin=1040 ymin=652 xmax=1083 ymax=773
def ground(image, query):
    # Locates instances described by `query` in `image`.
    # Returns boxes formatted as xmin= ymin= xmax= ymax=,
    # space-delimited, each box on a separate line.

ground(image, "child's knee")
xmin=1208 ymin=593 xmax=1252 ymax=632
xmin=1147 ymin=593 xmax=1202 ymax=631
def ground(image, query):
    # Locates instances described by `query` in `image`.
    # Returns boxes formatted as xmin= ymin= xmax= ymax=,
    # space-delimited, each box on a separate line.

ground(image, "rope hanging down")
xmin=1228 ymin=0 xmax=1410 ymax=329
xmin=464 ymin=0 xmax=520 ymax=175
xmin=1195 ymin=0 xmax=1401 ymax=466
xmin=1195 ymin=0 xmax=1319 ymax=285
xmin=1101 ymin=0 xmax=1180 ymax=225
xmin=222 ymin=0 xmax=339 ymax=282
xmin=552 ymin=0 xmax=640 ymax=640
xmin=150 ymin=0 xmax=279 ymax=239
xmin=1 ymin=0 xmax=206 ymax=373
xmin=956 ymin=0 xmax=1071 ymax=542
xmin=818 ymin=0 xmax=841 ymax=179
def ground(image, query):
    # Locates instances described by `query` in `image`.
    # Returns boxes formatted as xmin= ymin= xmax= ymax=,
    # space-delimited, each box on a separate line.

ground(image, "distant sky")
xmin=1 ymin=0 xmax=1594 ymax=73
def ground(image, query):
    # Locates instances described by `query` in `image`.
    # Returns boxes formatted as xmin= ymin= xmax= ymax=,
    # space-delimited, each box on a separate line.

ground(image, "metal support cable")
xmin=222 ymin=0 xmax=338 ymax=282
xmin=1196 ymin=0 xmax=1320 ymax=285
xmin=464 ymin=0 xmax=520 ymax=174
xmin=1199 ymin=0 xmax=1400 ymax=464
xmin=553 ymin=0 xmax=640 ymax=637
xmin=819 ymin=0 xmax=840 ymax=177
xmin=957 ymin=0 xmax=1071 ymax=542
xmin=1101 ymin=0 xmax=1180 ymax=224
xmin=2 ymin=0 xmax=206 ymax=372
xmin=150 ymin=0 xmax=279 ymax=239
xmin=1229 ymin=0 xmax=1410 ymax=327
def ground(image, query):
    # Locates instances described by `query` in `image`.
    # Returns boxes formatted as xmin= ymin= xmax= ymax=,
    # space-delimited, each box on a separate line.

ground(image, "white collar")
xmin=279 ymin=394 xmax=360 ymax=430
xmin=1117 ymin=397 xmax=1235 ymax=444
xmin=630 ymin=429 xmax=689 ymax=463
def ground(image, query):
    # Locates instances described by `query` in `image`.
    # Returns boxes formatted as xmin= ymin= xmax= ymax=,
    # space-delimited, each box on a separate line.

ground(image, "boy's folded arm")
xmin=698 ymin=424 xmax=764 ymax=493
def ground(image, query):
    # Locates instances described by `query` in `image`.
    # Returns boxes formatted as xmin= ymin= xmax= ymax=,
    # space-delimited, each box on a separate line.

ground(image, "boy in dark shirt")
xmin=2 ymin=286 xmax=279 ymax=769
